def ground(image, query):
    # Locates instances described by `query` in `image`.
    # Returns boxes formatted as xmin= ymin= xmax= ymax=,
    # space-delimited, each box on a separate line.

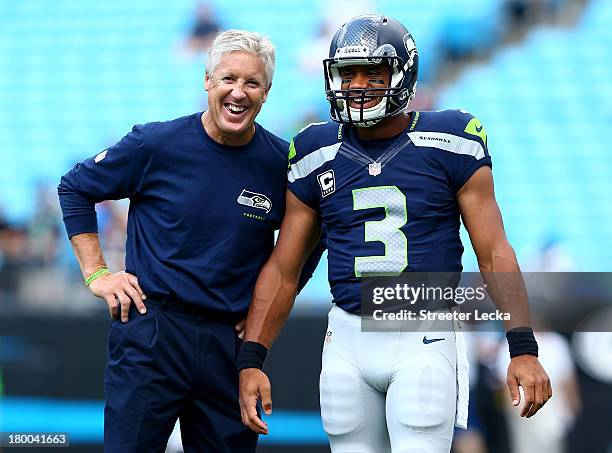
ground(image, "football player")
xmin=237 ymin=15 xmax=551 ymax=452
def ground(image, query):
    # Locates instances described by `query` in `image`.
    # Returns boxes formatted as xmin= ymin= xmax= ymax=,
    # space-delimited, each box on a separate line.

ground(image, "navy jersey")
xmin=288 ymin=110 xmax=492 ymax=313
xmin=59 ymin=113 xmax=301 ymax=316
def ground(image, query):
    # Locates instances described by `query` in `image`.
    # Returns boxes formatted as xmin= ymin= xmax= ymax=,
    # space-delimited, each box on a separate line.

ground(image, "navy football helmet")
xmin=323 ymin=15 xmax=418 ymax=127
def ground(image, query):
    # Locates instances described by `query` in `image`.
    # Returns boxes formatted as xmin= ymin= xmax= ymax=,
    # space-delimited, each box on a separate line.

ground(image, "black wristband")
xmin=506 ymin=327 xmax=538 ymax=358
xmin=237 ymin=341 xmax=269 ymax=372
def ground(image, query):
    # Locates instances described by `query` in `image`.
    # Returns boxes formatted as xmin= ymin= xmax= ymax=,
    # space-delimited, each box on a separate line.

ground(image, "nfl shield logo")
xmin=368 ymin=162 xmax=382 ymax=176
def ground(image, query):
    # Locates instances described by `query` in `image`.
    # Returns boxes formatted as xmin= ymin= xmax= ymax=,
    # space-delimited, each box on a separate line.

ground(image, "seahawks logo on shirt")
xmin=237 ymin=189 xmax=272 ymax=213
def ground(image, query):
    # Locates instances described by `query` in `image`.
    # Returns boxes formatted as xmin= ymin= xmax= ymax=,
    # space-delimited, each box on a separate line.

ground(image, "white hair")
xmin=206 ymin=29 xmax=275 ymax=86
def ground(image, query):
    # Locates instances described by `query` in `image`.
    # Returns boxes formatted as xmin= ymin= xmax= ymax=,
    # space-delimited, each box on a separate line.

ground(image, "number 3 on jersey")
xmin=352 ymin=186 xmax=408 ymax=277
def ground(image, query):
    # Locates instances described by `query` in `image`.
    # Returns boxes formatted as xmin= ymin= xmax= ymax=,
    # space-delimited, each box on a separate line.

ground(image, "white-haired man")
xmin=58 ymin=30 xmax=321 ymax=452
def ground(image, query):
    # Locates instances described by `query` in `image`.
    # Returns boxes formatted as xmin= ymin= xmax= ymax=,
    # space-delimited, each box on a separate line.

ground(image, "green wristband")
xmin=85 ymin=267 xmax=110 ymax=286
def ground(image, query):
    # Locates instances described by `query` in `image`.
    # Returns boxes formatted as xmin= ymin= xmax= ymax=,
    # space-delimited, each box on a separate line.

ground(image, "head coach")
xmin=57 ymin=30 xmax=322 ymax=452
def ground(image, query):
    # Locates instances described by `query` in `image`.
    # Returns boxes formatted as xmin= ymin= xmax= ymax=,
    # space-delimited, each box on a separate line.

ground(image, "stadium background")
xmin=0 ymin=0 xmax=611 ymax=452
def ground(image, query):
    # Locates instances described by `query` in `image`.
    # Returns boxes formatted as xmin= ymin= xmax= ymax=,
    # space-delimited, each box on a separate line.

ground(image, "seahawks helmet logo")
xmin=237 ymin=189 xmax=272 ymax=213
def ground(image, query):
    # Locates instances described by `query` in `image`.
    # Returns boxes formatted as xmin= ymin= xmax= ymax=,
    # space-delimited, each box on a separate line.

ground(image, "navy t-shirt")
xmin=59 ymin=112 xmax=319 ymax=316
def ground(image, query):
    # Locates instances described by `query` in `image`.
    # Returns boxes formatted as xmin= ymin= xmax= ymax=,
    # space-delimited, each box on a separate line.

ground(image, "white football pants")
xmin=320 ymin=305 xmax=458 ymax=453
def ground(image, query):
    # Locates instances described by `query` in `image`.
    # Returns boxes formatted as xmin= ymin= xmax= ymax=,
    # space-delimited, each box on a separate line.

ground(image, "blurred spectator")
xmin=0 ymin=219 xmax=30 ymax=299
xmin=505 ymin=0 xmax=565 ymax=26
xmin=28 ymin=182 xmax=62 ymax=266
xmin=506 ymin=0 xmax=542 ymax=25
xmin=184 ymin=2 xmax=221 ymax=54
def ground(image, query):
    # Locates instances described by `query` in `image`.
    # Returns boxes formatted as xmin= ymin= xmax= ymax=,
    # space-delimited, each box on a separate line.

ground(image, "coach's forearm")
xmin=244 ymin=261 xmax=299 ymax=349
xmin=478 ymin=241 xmax=531 ymax=330
xmin=70 ymin=233 xmax=108 ymax=279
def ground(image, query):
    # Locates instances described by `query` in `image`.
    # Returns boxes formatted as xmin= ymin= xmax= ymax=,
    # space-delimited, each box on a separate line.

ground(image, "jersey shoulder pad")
xmin=416 ymin=109 xmax=488 ymax=150
xmin=288 ymin=121 xmax=342 ymax=182
xmin=290 ymin=121 xmax=342 ymax=162
xmin=412 ymin=110 xmax=492 ymax=189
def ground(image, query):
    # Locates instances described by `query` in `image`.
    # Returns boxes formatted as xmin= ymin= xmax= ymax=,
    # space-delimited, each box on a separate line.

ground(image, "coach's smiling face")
xmin=203 ymin=51 xmax=270 ymax=146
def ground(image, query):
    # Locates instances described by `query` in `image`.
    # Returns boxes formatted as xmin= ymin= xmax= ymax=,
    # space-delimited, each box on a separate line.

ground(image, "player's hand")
xmin=507 ymin=354 xmax=552 ymax=418
xmin=88 ymin=271 xmax=147 ymax=322
xmin=239 ymin=368 xmax=272 ymax=435
xmin=235 ymin=318 xmax=246 ymax=340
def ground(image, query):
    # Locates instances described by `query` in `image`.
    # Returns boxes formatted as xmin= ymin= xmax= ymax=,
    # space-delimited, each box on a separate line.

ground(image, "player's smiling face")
xmin=340 ymin=63 xmax=391 ymax=110
xmin=204 ymin=51 xmax=269 ymax=145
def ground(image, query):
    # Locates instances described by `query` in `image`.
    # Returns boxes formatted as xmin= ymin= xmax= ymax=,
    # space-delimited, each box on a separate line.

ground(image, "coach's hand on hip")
xmin=507 ymin=354 xmax=552 ymax=418
xmin=89 ymin=271 xmax=147 ymax=322
xmin=239 ymin=368 xmax=272 ymax=435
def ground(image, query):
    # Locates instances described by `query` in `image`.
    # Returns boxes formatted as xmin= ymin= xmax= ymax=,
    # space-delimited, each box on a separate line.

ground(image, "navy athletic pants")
xmin=104 ymin=299 xmax=257 ymax=452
